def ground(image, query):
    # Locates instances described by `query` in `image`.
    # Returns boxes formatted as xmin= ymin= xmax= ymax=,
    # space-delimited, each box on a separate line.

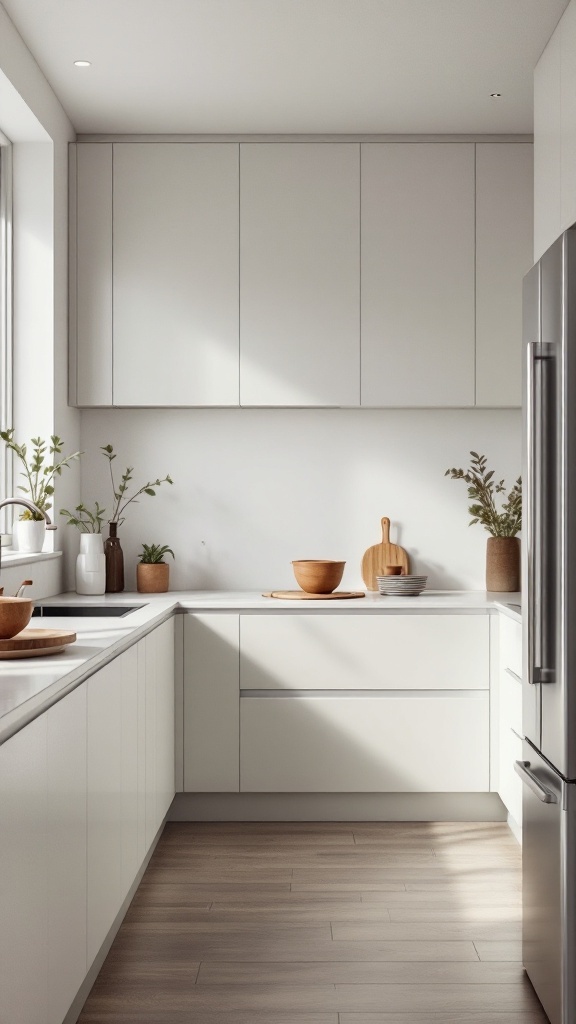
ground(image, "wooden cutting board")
xmin=361 ymin=517 xmax=410 ymax=591
xmin=263 ymin=591 xmax=365 ymax=601
xmin=0 ymin=628 xmax=76 ymax=659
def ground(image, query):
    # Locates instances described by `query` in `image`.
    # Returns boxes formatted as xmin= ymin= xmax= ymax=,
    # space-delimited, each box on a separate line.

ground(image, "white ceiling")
xmin=1 ymin=0 xmax=569 ymax=134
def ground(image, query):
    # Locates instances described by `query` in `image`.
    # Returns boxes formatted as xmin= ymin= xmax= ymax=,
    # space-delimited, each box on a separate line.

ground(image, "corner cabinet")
xmin=70 ymin=140 xmax=532 ymax=409
xmin=182 ymin=612 xmax=490 ymax=796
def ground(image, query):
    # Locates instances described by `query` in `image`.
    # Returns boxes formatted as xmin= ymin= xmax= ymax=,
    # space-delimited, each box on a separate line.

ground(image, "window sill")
xmin=0 ymin=550 xmax=62 ymax=568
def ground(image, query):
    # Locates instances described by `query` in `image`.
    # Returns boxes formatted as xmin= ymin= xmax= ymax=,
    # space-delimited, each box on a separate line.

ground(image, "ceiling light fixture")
xmin=74 ymin=60 xmax=91 ymax=67
xmin=490 ymin=92 xmax=502 ymax=98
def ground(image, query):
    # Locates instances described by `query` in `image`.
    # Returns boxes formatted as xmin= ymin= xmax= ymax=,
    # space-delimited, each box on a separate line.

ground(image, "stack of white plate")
xmin=375 ymin=575 xmax=428 ymax=596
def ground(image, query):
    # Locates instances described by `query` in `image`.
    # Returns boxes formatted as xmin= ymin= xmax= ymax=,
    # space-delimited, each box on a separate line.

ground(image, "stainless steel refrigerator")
xmin=520 ymin=226 xmax=576 ymax=1024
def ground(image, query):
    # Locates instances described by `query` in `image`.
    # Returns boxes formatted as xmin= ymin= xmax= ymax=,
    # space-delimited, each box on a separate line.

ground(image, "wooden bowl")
xmin=292 ymin=560 xmax=345 ymax=594
xmin=0 ymin=597 xmax=34 ymax=640
xmin=382 ymin=565 xmax=403 ymax=576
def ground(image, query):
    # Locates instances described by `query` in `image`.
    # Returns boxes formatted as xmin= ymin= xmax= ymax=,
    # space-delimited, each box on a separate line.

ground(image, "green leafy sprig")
xmin=101 ymin=444 xmax=173 ymax=526
xmin=0 ymin=429 xmax=82 ymax=520
xmin=445 ymin=452 xmax=522 ymax=538
xmin=60 ymin=502 xmax=107 ymax=534
xmin=138 ymin=543 xmax=175 ymax=564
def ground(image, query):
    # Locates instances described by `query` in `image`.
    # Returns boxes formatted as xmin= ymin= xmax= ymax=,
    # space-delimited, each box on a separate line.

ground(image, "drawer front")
xmin=240 ymin=693 xmax=489 ymax=792
xmin=500 ymin=615 xmax=522 ymax=679
xmin=500 ymin=666 xmax=523 ymax=738
xmin=240 ymin=614 xmax=489 ymax=691
xmin=499 ymin=729 xmax=523 ymax=826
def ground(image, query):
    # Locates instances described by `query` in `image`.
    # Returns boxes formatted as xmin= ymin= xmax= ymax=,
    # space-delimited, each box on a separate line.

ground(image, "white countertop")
xmin=0 ymin=589 xmax=521 ymax=744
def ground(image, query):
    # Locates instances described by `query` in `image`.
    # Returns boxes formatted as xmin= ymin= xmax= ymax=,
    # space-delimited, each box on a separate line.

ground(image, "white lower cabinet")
xmin=240 ymin=693 xmax=489 ymax=793
xmin=0 ymin=715 xmax=49 ymax=1024
xmin=183 ymin=612 xmax=490 ymax=795
xmin=47 ymin=685 xmax=87 ymax=1024
xmin=497 ymin=616 xmax=523 ymax=829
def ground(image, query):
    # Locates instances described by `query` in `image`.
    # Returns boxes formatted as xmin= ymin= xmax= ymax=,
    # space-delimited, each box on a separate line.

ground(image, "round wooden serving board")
xmin=361 ymin=516 xmax=410 ymax=591
xmin=0 ymin=628 xmax=76 ymax=659
xmin=263 ymin=591 xmax=365 ymax=601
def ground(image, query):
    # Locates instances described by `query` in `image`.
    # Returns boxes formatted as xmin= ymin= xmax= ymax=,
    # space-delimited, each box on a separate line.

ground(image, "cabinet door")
xmin=184 ymin=613 xmax=240 ymax=792
xmin=72 ymin=143 xmax=113 ymax=406
xmin=47 ymin=685 xmax=87 ymax=1024
xmin=475 ymin=144 xmax=533 ymax=407
xmin=240 ymin=614 xmax=489 ymax=691
xmin=154 ymin=618 xmax=176 ymax=824
xmin=87 ymin=658 xmax=123 ymax=967
xmin=240 ymin=693 xmax=489 ymax=792
xmin=561 ymin=2 xmax=576 ymax=232
xmin=113 ymin=143 xmax=239 ymax=406
xmin=534 ymin=28 xmax=562 ymax=260
xmin=120 ymin=644 xmax=140 ymax=899
xmin=240 ymin=143 xmax=360 ymax=406
xmin=0 ymin=716 xmax=48 ymax=1024
xmin=361 ymin=143 xmax=475 ymax=407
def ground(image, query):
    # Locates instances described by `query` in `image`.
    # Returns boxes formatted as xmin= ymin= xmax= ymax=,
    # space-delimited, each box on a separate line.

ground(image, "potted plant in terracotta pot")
xmin=60 ymin=502 xmax=107 ymax=595
xmin=0 ymin=429 xmax=81 ymax=552
xmin=445 ymin=452 xmax=522 ymax=592
xmin=137 ymin=544 xmax=175 ymax=593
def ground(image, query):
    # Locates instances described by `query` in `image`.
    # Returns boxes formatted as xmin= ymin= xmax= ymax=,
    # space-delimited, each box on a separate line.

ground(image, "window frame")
xmin=0 ymin=131 xmax=13 ymax=536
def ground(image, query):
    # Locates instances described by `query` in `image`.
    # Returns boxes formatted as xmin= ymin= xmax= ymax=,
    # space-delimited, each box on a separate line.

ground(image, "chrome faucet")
xmin=0 ymin=498 xmax=57 ymax=573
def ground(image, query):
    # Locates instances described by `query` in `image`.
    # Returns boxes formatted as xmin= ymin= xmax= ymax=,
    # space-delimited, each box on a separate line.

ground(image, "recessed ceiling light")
xmin=490 ymin=92 xmax=502 ymax=99
xmin=74 ymin=60 xmax=91 ymax=67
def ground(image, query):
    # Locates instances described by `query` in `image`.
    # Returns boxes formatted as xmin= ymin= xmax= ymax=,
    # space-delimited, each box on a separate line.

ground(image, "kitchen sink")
xmin=32 ymin=604 xmax=145 ymax=618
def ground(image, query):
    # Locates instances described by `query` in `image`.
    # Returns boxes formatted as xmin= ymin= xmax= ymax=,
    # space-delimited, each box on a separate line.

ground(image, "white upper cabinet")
xmin=239 ymin=143 xmax=360 ymax=406
xmin=113 ymin=143 xmax=239 ymax=406
xmin=475 ymin=144 xmax=533 ymax=407
xmin=561 ymin=2 xmax=576 ymax=234
xmin=361 ymin=143 xmax=475 ymax=407
xmin=534 ymin=27 xmax=562 ymax=260
xmin=71 ymin=142 xmax=113 ymax=406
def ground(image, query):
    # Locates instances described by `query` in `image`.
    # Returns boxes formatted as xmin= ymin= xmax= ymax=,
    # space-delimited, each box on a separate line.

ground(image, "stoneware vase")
xmin=137 ymin=562 xmax=169 ymax=593
xmin=486 ymin=536 xmax=521 ymax=592
xmin=76 ymin=533 xmax=106 ymax=596
xmin=14 ymin=519 xmax=46 ymax=554
xmin=104 ymin=522 xmax=125 ymax=593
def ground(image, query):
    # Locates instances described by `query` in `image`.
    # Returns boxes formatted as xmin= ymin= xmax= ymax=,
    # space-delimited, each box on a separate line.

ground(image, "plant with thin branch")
xmin=101 ymin=444 xmax=173 ymax=526
xmin=445 ymin=452 xmax=522 ymax=538
xmin=0 ymin=429 xmax=82 ymax=521
xmin=60 ymin=502 xmax=107 ymax=533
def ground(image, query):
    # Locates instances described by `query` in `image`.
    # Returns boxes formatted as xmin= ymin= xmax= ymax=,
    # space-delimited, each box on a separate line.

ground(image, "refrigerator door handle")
xmin=514 ymin=759 xmax=558 ymax=803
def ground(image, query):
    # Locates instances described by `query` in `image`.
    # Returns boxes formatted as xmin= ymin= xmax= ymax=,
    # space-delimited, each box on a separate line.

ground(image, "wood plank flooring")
xmin=77 ymin=821 xmax=547 ymax=1024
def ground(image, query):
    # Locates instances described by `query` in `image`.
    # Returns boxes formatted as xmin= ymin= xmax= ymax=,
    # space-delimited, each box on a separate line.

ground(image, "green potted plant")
xmin=0 ymin=429 xmax=82 ymax=552
xmin=59 ymin=503 xmax=107 ymax=595
xmin=101 ymin=444 xmax=173 ymax=593
xmin=445 ymin=451 xmax=522 ymax=592
xmin=137 ymin=543 xmax=175 ymax=593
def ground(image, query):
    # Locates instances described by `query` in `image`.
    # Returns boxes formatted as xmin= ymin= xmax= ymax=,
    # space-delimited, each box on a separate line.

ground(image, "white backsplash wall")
xmin=79 ymin=409 xmax=521 ymax=593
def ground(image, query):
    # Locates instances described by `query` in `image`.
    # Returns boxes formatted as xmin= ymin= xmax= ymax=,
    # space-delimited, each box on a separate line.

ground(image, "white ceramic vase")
xmin=14 ymin=519 xmax=46 ymax=553
xmin=76 ymin=533 xmax=106 ymax=595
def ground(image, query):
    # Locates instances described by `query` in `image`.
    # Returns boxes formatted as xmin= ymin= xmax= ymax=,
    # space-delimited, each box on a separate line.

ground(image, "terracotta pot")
xmin=291 ymin=560 xmax=345 ymax=594
xmin=486 ymin=536 xmax=521 ymax=592
xmin=0 ymin=597 xmax=34 ymax=639
xmin=137 ymin=562 xmax=170 ymax=594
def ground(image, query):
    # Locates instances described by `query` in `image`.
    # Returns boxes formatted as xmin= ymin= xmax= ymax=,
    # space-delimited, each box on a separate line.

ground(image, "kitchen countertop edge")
xmin=0 ymin=589 xmax=521 ymax=745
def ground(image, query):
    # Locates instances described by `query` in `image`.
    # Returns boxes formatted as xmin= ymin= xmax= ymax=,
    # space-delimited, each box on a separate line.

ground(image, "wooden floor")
xmin=77 ymin=821 xmax=548 ymax=1024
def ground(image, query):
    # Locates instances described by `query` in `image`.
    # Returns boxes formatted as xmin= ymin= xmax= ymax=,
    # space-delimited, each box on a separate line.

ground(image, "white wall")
xmin=0 ymin=3 xmax=79 ymax=586
xmin=80 ymin=408 xmax=521 ymax=592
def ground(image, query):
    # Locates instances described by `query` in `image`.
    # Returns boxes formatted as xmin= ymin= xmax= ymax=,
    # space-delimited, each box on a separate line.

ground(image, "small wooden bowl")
xmin=292 ymin=560 xmax=345 ymax=594
xmin=0 ymin=597 xmax=34 ymax=640
xmin=382 ymin=565 xmax=403 ymax=576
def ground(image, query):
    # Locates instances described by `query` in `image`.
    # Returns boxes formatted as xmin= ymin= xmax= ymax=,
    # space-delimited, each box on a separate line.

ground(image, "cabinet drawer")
xmin=240 ymin=693 xmax=489 ymax=792
xmin=240 ymin=614 xmax=489 ymax=691
xmin=500 ymin=665 xmax=523 ymax=738
xmin=500 ymin=615 xmax=522 ymax=679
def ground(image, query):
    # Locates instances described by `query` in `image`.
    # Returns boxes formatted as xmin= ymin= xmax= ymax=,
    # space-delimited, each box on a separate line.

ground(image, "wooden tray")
xmin=0 ymin=628 xmax=76 ymax=659
xmin=361 ymin=516 xmax=410 ymax=591
xmin=263 ymin=591 xmax=365 ymax=601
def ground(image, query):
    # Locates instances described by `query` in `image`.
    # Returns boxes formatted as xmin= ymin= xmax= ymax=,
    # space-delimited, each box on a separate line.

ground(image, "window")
xmin=0 ymin=131 xmax=13 ymax=533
